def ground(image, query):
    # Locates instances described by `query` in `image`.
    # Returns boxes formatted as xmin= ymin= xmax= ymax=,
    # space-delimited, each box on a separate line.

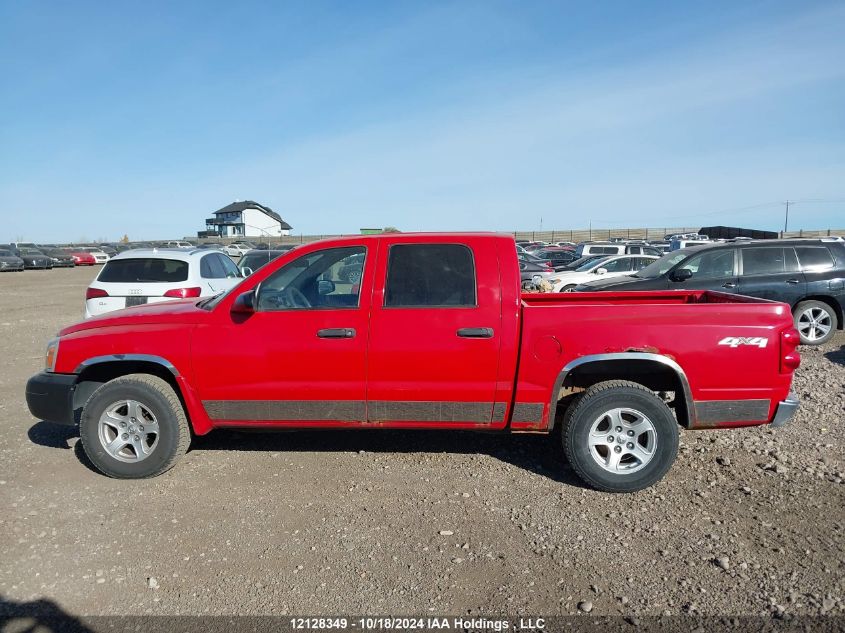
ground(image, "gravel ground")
xmin=0 ymin=266 xmax=843 ymax=618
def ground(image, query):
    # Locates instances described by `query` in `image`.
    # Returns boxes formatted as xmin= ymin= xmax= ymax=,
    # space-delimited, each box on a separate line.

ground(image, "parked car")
xmin=77 ymin=247 xmax=110 ymax=264
xmin=523 ymin=241 xmax=550 ymax=252
xmin=558 ymin=255 xmax=608 ymax=271
xmin=549 ymin=255 xmax=658 ymax=292
xmin=11 ymin=247 xmax=52 ymax=269
xmin=83 ymin=249 xmax=244 ymax=319
xmin=225 ymin=243 xmax=253 ymax=257
xmin=67 ymin=250 xmax=97 ymax=266
xmin=670 ymin=238 xmax=710 ymax=251
xmin=534 ymin=247 xmax=579 ymax=269
xmin=97 ymin=245 xmax=118 ymax=257
xmin=575 ymin=242 xmax=663 ymax=257
xmin=519 ymin=259 xmax=556 ymax=284
xmin=41 ymin=248 xmax=76 ymax=268
xmin=164 ymin=241 xmax=194 ymax=249
xmin=0 ymin=248 xmax=25 ymax=271
xmin=238 ymin=248 xmax=292 ymax=276
xmin=337 ymin=252 xmax=365 ymax=283
xmin=26 ymin=233 xmax=800 ymax=492
xmin=575 ymin=239 xmax=845 ymax=345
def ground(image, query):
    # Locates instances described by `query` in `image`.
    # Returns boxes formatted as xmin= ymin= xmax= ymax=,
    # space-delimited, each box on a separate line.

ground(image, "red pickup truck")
xmin=26 ymin=233 xmax=801 ymax=492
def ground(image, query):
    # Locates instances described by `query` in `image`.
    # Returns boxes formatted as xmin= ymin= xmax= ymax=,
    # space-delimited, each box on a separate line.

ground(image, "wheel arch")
xmin=794 ymin=295 xmax=843 ymax=331
xmin=550 ymin=353 xmax=694 ymax=428
xmin=72 ymin=355 xmax=189 ymax=427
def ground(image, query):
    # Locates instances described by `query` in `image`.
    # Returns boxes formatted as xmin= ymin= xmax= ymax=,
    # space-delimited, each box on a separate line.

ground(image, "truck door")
xmin=192 ymin=244 xmax=373 ymax=425
xmin=366 ymin=238 xmax=502 ymax=425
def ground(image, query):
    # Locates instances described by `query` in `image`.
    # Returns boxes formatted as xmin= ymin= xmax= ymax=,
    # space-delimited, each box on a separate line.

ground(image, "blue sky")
xmin=1 ymin=1 xmax=843 ymax=241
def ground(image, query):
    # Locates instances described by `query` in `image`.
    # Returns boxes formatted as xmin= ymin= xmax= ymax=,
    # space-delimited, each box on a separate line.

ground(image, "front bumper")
xmin=25 ymin=372 xmax=77 ymax=426
xmin=770 ymin=392 xmax=800 ymax=428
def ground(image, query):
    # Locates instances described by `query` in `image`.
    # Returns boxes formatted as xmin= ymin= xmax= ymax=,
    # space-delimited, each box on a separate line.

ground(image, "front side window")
xmin=682 ymin=250 xmax=735 ymax=279
xmin=385 ymin=244 xmax=476 ymax=307
xmin=257 ymin=246 xmax=365 ymax=311
xmin=598 ymin=257 xmax=633 ymax=273
xmin=217 ymin=254 xmax=241 ymax=278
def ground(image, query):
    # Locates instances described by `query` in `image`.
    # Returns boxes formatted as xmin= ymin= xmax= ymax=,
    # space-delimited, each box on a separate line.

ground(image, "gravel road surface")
xmin=1 ymin=266 xmax=843 ymax=618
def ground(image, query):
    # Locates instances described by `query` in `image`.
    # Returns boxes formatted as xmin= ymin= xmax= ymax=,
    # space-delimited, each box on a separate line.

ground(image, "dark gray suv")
xmin=576 ymin=239 xmax=845 ymax=345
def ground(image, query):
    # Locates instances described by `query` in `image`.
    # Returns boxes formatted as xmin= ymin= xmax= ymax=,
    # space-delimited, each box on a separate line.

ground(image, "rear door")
xmin=736 ymin=246 xmax=806 ymax=304
xmin=366 ymin=238 xmax=502 ymax=425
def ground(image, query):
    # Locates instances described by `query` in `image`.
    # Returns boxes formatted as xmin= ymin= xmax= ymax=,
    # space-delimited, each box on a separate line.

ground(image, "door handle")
xmin=785 ymin=279 xmax=800 ymax=285
xmin=457 ymin=327 xmax=494 ymax=338
xmin=722 ymin=282 xmax=737 ymax=289
xmin=317 ymin=328 xmax=356 ymax=339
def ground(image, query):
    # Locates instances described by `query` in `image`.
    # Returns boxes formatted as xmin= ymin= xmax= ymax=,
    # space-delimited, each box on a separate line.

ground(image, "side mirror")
xmin=595 ymin=267 xmax=608 ymax=275
xmin=241 ymin=266 xmax=254 ymax=277
xmin=231 ymin=289 xmax=256 ymax=314
xmin=670 ymin=268 xmax=693 ymax=282
xmin=318 ymin=279 xmax=335 ymax=295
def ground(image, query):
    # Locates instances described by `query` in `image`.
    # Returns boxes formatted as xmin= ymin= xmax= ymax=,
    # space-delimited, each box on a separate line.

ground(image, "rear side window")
xmin=385 ymin=244 xmax=476 ymax=307
xmin=200 ymin=254 xmax=226 ymax=278
xmin=742 ymin=247 xmax=797 ymax=275
xmin=795 ymin=246 xmax=835 ymax=271
xmin=98 ymin=258 xmax=189 ymax=283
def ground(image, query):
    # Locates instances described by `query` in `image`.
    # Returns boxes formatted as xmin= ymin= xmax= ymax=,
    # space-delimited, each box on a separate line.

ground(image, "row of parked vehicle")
xmin=520 ymin=236 xmax=845 ymax=346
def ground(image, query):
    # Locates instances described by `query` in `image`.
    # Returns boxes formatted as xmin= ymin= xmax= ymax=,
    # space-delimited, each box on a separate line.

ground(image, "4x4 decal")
xmin=718 ymin=336 xmax=768 ymax=348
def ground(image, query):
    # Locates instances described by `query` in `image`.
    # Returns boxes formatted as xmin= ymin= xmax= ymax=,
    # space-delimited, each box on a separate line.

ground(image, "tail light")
xmin=780 ymin=328 xmax=801 ymax=373
xmin=163 ymin=287 xmax=202 ymax=298
xmin=86 ymin=287 xmax=109 ymax=300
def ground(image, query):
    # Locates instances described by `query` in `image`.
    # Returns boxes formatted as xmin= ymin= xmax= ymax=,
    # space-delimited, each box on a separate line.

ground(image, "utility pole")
xmin=783 ymin=200 xmax=790 ymax=235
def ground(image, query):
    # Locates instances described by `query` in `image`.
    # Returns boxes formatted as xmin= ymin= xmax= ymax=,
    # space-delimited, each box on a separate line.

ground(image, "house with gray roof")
xmin=201 ymin=201 xmax=292 ymax=238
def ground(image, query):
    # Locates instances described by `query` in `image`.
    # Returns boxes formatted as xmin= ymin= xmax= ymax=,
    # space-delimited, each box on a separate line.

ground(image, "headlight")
xmin=45 ymin=338 xmax=60 ymax=372
xmin=549 ymin=278 xmax=560 ymax=284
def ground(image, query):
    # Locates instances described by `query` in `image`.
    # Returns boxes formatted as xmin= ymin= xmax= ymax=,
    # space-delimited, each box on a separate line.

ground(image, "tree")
xmin=382 ymin=226 xmax=400 ymax=233
xmin=121 ymin=234 xmax=129 ymax=243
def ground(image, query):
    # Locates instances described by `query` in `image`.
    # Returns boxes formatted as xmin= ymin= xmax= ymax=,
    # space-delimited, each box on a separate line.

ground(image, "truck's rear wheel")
xmin=561 ymin=380 xmax=678 ymax=492
xmin=79 ymin=374 xmax=190 ymax=478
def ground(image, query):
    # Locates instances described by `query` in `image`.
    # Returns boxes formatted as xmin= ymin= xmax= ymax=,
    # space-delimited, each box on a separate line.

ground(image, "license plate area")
xmin=125 ymin=296 xmax=148 ymax=307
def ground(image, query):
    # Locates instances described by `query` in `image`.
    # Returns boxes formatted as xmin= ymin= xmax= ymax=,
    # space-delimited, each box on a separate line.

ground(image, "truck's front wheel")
xmin=79 ymin=374 xmax=190 ymax=478
xmin=561 ymin=380 xmax=678 ymax=492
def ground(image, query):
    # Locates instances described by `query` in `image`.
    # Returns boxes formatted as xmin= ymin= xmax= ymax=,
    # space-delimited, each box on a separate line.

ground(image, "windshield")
xmin=633 ymin=251 xmax=689 ymax=278
xmin=0 ymin=249 xmax=12 ymax=256
xmin=575 ymin=256 xmax=610 ymax=272
xmin=20 ymin=248 xmax=44 ymax=255
xmin=98 ymin=258 xmax=189 ymax=283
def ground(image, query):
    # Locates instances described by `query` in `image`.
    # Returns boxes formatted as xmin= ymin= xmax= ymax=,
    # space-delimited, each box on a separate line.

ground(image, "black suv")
xmin=575 ymin=239 xmax=845 ymax=345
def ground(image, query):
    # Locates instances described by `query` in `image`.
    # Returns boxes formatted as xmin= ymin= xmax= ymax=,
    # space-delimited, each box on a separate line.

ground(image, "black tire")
xmin=561 ymin=380 xmax=679 ymax=492
xmin=79 ymin=374 xmax=190 ymax=478
xmin=347 ymin=269 xmax=361 ymax=284
xmin=793 ymin=300 xmax=837 ymax=345
xmin=560 ymin=284 xmax=577 ymax=293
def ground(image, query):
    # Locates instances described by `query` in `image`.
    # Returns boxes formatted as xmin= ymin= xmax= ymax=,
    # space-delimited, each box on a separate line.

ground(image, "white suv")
xmin=84 ymin=249 xmax=243 ymax=318
xmin=225 ymin=242 xmax=253 ymax=257
xmin=548 ymin=254 xmax=658 ymax=292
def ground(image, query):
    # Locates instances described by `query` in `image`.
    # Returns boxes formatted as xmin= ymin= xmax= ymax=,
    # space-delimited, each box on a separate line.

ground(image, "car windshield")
xmin=98 ymin=258 xmax=189 ymax=283
xmin=20 ymin=248 xmax=43 ymax=255
xmin=632 ymin=251 xmax=690 ymax=278
xmin=575 ymin=256 xmax=610 ymax=272
xmin=0 ymin=249 xmax=12 ymax=256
